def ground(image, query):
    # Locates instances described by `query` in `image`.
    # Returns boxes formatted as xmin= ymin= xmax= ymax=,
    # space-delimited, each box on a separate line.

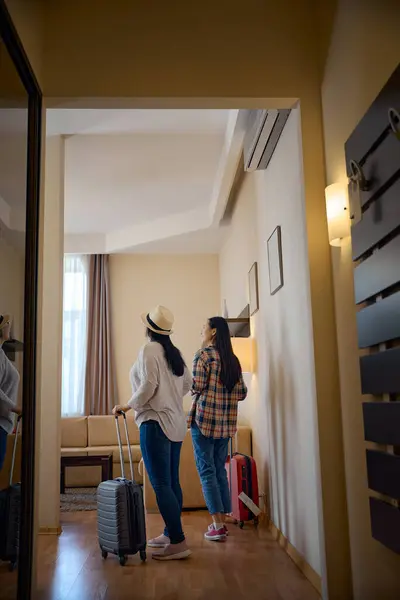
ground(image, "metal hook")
xmin=388 ymin=107 xmax=400 ymax=140
xmin=349 ymin=159 xmax=370 ymax=192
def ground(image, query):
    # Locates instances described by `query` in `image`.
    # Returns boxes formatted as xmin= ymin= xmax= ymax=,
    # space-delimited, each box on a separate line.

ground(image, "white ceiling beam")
xmin=208 ymin=109 xmax=247 ymax=227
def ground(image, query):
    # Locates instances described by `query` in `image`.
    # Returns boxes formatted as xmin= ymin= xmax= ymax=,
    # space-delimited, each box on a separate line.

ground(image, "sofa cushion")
xmin=61 ymin=448 xmax=88 ymax=457
xmin=61 ymin=417 xmax=88 ymax=448
xmin=235 ymin=426 xmax=252 ymax=457
xmin=65 ymin=461 xmax=142 ymax=487
xmin=88 ymin=415 xmax=140 ymax=446
xmin=88 ymin=445 xmax=142 ymax=464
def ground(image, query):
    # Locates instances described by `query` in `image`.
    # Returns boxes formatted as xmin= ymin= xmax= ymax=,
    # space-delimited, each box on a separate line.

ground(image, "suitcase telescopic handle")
xmin=10 ymin=415 xmax=22 ymax=487
xmin=228 ymin=437 xmax=233 ymax=506
xmin=114 ymin=411 xmax=135 ymax=483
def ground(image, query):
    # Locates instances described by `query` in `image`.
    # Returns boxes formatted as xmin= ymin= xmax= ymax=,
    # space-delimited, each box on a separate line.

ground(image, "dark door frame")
xmin=0 ymin=2 xmax=42 ymax=598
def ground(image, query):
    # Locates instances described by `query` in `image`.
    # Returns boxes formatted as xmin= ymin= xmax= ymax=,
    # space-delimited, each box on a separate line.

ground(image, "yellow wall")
xmin=109 ymin=254 xmax=220 ymax=413
xmin=4 ymin=0 xmax=44 ymax=86
xmin=41 ymin=0 xmax=334 ymax=100
xmin=321 ymin=1 xmax=400 ymax=598
xmin=8 ymin=1 xmax=349 ymax=597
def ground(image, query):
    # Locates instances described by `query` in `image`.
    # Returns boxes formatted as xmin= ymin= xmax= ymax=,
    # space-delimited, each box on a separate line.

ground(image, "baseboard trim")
xmin=269 ymin=521 xmax=321 ymax=595
xmin=39 ymin=526 xmax=62 ymax=536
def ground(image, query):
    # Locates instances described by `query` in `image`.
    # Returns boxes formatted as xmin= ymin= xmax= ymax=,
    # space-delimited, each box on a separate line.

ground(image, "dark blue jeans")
xmin=140 ymin=420 xmax=184 ymax=544
xmin=0 ymin=426 xmax=7 ymax=472
xmin=191 ymin=423 xmax=231 ymax=516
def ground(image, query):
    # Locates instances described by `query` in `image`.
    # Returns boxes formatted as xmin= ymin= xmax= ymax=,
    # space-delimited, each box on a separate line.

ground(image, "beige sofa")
xmin=142 ymin=425 xmax=252 ymax=512
xmin=61 ymin=416 xmax=142 ymax=486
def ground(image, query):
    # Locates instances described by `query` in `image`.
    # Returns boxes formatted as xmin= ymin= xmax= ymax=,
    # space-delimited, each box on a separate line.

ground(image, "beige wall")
xmin=109 ymin=254 xmax=220 ymax=412
xmin=0 ymin=237 xmax=24 ymax=340
xmin=220 ymin=110 xmax=324 ymax=582
xmin=321 ymin=1 xmax=400 ymax=598
xmin=36 ymin=135 xmax=64 ymax=531
xmin=0 ymin=237 xmax=24 ymax=402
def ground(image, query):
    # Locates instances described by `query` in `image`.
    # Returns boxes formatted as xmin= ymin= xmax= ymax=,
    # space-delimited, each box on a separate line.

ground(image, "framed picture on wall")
xmin=267 ymin=225 xmax=284 ymax=295
xmin=248 ymin=262 xmax=259 ymax=316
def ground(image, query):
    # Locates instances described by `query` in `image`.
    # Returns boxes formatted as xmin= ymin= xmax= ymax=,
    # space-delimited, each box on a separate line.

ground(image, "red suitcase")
xmin=226 ymin=440 xmax=259 ymax=528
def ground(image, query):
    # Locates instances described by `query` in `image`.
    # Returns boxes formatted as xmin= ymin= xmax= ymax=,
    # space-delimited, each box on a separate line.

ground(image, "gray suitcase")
xmin=97 ymin=411 xmax=146 ymax=565
xmin=0 ymin=416 xmax=21 ymax=571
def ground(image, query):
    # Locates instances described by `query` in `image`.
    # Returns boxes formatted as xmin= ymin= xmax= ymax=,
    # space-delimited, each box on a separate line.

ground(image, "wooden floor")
xmin=1 ymin=512 xmax=320 ymax=600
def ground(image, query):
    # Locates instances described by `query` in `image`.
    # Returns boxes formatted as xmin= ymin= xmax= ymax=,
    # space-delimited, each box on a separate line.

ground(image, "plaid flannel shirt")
xmin=188 ymin=346 xmax=247 ymax=439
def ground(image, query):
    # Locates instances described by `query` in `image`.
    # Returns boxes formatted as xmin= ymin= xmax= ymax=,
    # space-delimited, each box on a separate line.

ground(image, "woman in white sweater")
xmin=0 ymin=315 xmax=21 ymax=472
xmin=113 ymin=306 xmax=192 ymax=561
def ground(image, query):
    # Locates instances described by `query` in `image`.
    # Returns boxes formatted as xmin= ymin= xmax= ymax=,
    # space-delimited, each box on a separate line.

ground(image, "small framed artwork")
xmin=267 ymin=225 xmax=284 ymax=295
xmin=248 ymin=262 xmax=259 ymax=316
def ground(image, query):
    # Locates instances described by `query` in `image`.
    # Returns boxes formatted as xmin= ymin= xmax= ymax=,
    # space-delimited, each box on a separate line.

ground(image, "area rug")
xmin=60 ymin=487 xmax=97 ymax=512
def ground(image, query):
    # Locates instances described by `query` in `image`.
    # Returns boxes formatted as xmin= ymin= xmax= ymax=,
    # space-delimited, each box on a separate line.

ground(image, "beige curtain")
xmin=85 ymin=255 xmax=118 ymax=415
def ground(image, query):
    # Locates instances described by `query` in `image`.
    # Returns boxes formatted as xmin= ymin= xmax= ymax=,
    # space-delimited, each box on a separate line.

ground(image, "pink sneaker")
xmin=204 ymin=526 xmax=227 ymax=542
xmin=208 ymin=523 xmax=229 ymax=536
xmin=147 ymin=533 xmax=170 ymax=548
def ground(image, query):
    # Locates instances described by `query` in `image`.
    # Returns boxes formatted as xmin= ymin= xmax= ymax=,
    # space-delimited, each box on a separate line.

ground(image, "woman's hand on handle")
xmin=112 ymin=404 xmax=131 ymax=416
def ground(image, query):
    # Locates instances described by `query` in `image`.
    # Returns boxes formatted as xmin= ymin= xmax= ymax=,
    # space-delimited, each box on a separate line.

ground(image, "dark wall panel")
xmin=359 ymin=133 xmax=400 ymax=208
xmin=370 ymin=497 xmax=400 ymax=555
xmin=360 ymin=347 xmax=400 ymax=395
xmin=351 ymin=178 xmax=400 ymax=261
xmin=367 ymin=450 xmax=400 ymax=499
xmin=363 ymin=402 xmax=400 ymax=445
xmin=357 ymin=292 xmax=400 ymax=348
xmin=345 ymin=65 xmax=400 ymax=171
xmin=346 ymin=63 xmax=400 ymax=556
xmin=354 ymin=235 xmax=400 ymax=304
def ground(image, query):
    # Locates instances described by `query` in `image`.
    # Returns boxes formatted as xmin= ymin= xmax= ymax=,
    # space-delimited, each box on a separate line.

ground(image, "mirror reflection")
xmin=0 ymin=36 xmax=28 ymax=600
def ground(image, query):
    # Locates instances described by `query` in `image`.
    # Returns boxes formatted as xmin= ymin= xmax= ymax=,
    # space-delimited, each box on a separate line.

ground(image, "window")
xmin=61 ymin=255 xmax=89 ymax=416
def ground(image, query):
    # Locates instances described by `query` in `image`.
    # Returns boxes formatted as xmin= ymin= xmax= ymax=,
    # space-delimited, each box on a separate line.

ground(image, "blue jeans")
xmin=140 ymin=420 xmax=184 ymax=544
xmin=191 ymin=423 xmax=231 ymax=516
xmin=0 ymin=426 xmax=7 ymax=472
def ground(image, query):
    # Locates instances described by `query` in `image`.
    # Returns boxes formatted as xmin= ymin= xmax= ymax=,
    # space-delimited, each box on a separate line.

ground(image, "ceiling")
xmin=48 ymin=108 xmax=245 ymax=254
xmin=64 ymin=132 xmax=225 ymax=235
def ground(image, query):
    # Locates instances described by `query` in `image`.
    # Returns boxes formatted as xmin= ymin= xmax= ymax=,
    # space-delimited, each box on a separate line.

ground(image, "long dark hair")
xmin=147 ymin=329 xmax=186 ymax=377
xmin=209 ymin=316 xmax=242 ymax=392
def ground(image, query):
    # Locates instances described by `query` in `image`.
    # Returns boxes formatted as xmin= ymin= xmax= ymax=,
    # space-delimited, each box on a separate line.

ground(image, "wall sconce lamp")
xmin=325 ymin=183 xmax=350 ymax=247
xmin=231 ymin=337 xmax=255 ymax=374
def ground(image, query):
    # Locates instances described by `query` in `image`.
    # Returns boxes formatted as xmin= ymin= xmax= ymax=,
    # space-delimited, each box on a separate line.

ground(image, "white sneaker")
xmin=152 ymin=541 xmax=192 ymax=561
xmin=147 ymin=533 xmax=170 ymax=548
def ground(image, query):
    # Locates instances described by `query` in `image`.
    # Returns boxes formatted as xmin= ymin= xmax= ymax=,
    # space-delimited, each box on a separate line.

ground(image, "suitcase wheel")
xmin=101 ymin=549 xmax=108 ymax=560
xmin=119 ymin=554 xmax=127 ymax=566
xmin=140 ymin=550 xmax=147 ymax=562
xmin=239 ymin=521 xmax=244 ymax=529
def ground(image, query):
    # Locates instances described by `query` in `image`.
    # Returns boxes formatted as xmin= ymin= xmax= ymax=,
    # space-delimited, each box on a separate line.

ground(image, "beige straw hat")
xmin=141 ymin=306 xmax=174 ymax=336
xmin=0 ymin=314 xmax=11 ymax=332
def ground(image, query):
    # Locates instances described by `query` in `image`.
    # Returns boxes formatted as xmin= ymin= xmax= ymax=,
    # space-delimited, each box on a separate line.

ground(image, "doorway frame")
xmin=0 ymin=2 xmax=42 ymax=598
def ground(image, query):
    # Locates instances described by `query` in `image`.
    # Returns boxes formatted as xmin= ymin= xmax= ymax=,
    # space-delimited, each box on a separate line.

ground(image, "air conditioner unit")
xmin=243 ymin=109 xmax=290 ymax=172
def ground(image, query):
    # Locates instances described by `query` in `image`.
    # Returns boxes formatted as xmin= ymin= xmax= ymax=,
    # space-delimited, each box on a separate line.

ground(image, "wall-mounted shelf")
xmin=226 ymin=305 xmax=250 ymax=338
xmin=3 ymin=339 xmax=23 ymax=362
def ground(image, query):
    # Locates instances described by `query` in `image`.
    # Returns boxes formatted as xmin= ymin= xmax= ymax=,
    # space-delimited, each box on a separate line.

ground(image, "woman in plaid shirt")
xmin=189 ymin=316 xmax=247 ymax=541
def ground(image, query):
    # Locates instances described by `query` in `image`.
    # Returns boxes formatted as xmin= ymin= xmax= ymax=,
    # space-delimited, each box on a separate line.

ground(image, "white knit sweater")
xmin=0 ymin=348 xmax=20 ymax=433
